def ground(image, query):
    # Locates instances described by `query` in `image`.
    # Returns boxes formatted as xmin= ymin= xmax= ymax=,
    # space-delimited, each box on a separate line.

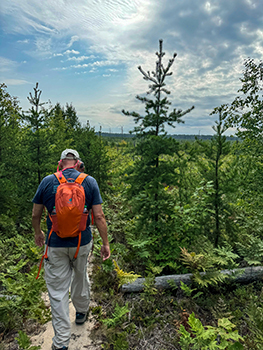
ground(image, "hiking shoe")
xmin=75 ymin=312 xmax=87 ymax=324
xmin=51 ymin=344 xmax=68 ymax=350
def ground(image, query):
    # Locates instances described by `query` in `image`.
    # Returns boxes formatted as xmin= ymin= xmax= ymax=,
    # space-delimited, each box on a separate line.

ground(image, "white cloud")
xmin=67 ymin=55 xmax=94 ymax=62
xmin=89 ymin=68 xmax=97 ymax=73
xmin=245 ymin=0 xmax=258 ymax=9
xmin=203 ymin=1 xmax=219 ymax=14
xmin=17 ymin=39 xmax=30 ymax=44
xmin=34 ymin=36 xmax=53 ymax=56
xmin=53 ymin=50 xmax=80 ymax=58
xmin=3 ymin=78 xmax=31 ymax=85
xmin=1 ymin=0 xmax=263 ymax=134
xmin=76 ymin=101 xmax=132 ymax=131
xmin=64 ymin=49 xmax=80 ymax=55
xmin=67 ymin=36 xmax=79 ymax=48
xmin=71 ymin=64 xmax=89 ymax=69
xmin=0 ymin=57 xmax=17 ymax=72
xmin=69 ymin=60 xmax=120 ymax=69
xmin=212 ymin=16 xmax=223 ymax=26
xmin=0 ymin=0 xmax=157 ymax=61
xmin=53 ymin=66 xmax=68 ymax=71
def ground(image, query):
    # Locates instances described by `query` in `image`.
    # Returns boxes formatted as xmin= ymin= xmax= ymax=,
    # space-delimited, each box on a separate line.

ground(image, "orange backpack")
xmin=36 ymin=172 xmax=89 ymax=279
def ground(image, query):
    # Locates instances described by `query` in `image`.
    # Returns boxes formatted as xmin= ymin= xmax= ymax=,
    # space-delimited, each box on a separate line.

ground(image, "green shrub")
xmin=179 ymin=312 xmax=243 ymax=350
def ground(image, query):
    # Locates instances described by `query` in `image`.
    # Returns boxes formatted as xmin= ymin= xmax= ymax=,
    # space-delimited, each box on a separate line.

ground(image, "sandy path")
xmin=30 ymin=254 xmax=100 ymax=350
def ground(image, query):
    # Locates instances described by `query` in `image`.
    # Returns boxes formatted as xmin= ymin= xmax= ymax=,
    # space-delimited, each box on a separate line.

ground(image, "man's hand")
xmin=92 ymin=204 xmax=110 ymax=261
xmin=32 ymin=203 xmax=45 ymax=247
xmin=35 ymin=231 xmax=45 ymax=247
xmin=100 ymin=244 xmax=111 ymax=261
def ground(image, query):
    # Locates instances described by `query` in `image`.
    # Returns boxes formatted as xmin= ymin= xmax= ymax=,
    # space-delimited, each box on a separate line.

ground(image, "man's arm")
xmin=32 ymin=203 xmax=45 ymax=247
xmin=92 ymin=204 xmax=110 ymax=260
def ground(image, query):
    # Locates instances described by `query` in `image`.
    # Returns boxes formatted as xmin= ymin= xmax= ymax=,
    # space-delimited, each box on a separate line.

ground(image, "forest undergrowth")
xmin=81 ymin=140 xmax=263 ymax=350
xmin=89 ymin=162 xmax=263 ymax=350
xmin=2 ymin=43 xmax=263 ymax=350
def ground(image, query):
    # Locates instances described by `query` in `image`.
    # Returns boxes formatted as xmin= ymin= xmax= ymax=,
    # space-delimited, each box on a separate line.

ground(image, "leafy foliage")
xmin=0 ymin=83 xmax=21 ymax=217
xmin=179 ymin=312 xmax=244 ymax=350
xmin=15 ymin=331 xmax=41 ymax=350
xmin=227 ymin=58 xmax=263 ymax=142
xmin=102 ymin=302 xmax=130 ymax=328
xmin=180 ymin=281 xmax=203 ymax=299
xmin=0 ymin=236 xmax=50 ymax=334
xmin=244 ymin=293 xmax=263 ymax=349
xmin=236 ymin=234 xmax=263 ymax=266
xmin=180 ymin=246 xmax=239 ymax=287
xmin=113 ymin=260 xmax=141 ymax=287
xmin=211 ymin=297 xmax=233 ymax=321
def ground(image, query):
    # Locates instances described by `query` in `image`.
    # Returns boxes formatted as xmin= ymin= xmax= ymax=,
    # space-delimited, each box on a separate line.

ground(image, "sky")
xmin=1 ymin=0 xmax=263 ymax=135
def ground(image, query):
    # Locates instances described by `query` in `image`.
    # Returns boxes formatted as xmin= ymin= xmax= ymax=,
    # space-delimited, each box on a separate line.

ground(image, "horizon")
xmin=97 ymin=131 xmax=238 ymax=138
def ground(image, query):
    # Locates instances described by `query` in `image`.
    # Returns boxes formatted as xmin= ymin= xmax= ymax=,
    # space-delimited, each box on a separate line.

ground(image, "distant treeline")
xmin=97 ymin=132 xmax=238 ymax=142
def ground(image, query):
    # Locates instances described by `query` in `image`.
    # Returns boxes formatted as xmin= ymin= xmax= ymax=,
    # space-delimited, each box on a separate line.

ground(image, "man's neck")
xmin=62 ymin=165 xmax=76 ymax=171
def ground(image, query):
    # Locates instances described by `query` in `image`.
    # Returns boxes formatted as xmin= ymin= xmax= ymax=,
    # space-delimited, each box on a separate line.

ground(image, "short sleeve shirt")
xmin=32 ymin=169 xmax=103 ymax=247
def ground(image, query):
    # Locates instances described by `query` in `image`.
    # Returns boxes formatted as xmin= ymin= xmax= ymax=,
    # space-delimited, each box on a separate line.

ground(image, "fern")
xmin=193 ymin=270 xmax=230 ymax=288
xmin=180 ymin=281 xmax=196 ymax=297
xmin=113 ymin=260 xmax=141 ymax=287
xmin=167 ymin=279 xmax=178 ymax=292
xmin=212 ymin=297 xmax=233 ymax=320
xmin=142 ymin=274 xmax=158 ymax=297
xmin=179 ymin=312 xmax=244 ymax=350
xmin=180 ymin=247 xmax=239 ymax=287
xmin=245 ymin=301 xmax=263 ymax=349
xmin=180 ymin=281 xmax=203 ymax=299
xmin=102 ymin=303 xmax=130 ymax=328
xmin=213 ymin=245 xmax=239 ymax=269
xmin=180 ymin=247 xmax=208 ymax=271
xmin=236 ymin=234 xmax=263 ymax=266
xmin=125 ymin=224 xmax=152 ymax=259
xmin=0 ymin=235 xmax=49 ymax=334
xmin=147 ymin=264 xmax=164 ymax=275
xmin=15 ymin=331 xmax=41 ymax=350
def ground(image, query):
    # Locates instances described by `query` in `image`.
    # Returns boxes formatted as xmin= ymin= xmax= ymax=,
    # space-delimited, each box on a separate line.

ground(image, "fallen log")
xmin=120 ymin=266 xmax=263 ymax=293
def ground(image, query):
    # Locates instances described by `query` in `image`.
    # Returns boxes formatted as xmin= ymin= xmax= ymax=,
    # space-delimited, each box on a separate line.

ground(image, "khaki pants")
xmin=44 ymin=241 xmax=93 ymax=349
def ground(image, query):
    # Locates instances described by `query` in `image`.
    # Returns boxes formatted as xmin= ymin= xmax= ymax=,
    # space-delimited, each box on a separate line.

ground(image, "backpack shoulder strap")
xmin=54 ymin=172 xmax=67 ymax=184
xmin=75 ymin=173 xmax=89 ymax=185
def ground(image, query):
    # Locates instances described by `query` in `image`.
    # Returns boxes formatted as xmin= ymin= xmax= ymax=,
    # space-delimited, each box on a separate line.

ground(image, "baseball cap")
xmin=60 ymin=149 xmax=80 ymax=160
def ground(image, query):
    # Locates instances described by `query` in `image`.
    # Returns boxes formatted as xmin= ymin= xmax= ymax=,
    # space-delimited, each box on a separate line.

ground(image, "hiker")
xmin=32 ymin=149 xmax=110 ymax=350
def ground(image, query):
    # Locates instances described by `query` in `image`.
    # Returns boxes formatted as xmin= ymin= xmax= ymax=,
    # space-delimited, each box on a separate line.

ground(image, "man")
xmin=32 ymin=149 xmax=110 ymax=350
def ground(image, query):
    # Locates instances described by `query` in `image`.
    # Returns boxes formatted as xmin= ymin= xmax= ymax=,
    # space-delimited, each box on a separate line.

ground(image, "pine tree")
xmin=46 ymin=103 xmax=72 ymax=171
xmin=22 ymin=82 xmax=51 ymax=185
xmin=197 ymin=105 xmax=238 ymax=247
xmin=122 ymin=40 xmax=194 ymax=270
xmin=64 ymin=103 xmax=81 ymax=132
xmin=224 ymin=58 xmax=263 ymax=244
xmin=228 ymin=58 xmax=263 ymax=144
xmin=123 ymin=39 xmax=194 ymax=137
xmin=75 ymin=121 xmax=110 ymax=193
xmin=0 ymin=83 xmax=21 ymax=217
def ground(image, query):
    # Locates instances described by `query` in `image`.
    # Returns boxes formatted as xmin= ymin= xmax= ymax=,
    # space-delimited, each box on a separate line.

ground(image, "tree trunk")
xmin=120 ymin=266 xmax=263 ymax=293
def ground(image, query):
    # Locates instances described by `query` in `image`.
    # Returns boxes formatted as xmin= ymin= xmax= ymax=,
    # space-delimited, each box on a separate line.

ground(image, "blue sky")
xmin=1 ymin=0 xmax=263 ymax=135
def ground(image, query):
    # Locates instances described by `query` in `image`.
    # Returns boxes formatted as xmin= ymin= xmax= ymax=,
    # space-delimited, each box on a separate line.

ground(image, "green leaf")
xmin=227 ymin=342 xmax=244 ymax=350
xmin=218 ymin=318 xmax=236 ymax=331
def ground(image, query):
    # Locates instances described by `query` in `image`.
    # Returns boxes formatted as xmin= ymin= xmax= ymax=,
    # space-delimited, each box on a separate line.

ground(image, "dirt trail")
xmin=30 ymin=255 xmax=101 ymax=350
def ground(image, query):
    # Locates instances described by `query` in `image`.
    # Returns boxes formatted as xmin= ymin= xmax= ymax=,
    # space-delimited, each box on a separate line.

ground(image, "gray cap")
xmin=60 ymin=149 xmax=80 ymax=160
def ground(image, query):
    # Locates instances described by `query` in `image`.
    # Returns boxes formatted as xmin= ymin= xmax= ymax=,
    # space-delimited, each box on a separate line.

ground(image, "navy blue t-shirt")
xmin=32 ymin=169 xmax=103 ymax=247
